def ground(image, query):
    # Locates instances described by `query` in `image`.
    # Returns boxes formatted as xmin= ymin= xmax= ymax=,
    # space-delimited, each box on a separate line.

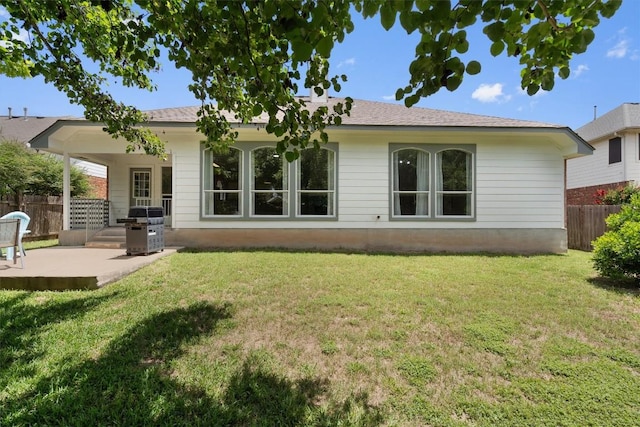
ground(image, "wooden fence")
xmin=567 ymin=205 xmax=621 ymax=251
xmin=0 ymin=195 xmax=63 ymax=240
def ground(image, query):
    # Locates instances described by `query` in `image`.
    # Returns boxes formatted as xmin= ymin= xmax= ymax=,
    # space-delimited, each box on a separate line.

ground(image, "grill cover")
xmin=128 ymin=206 xmax=164 ymax=219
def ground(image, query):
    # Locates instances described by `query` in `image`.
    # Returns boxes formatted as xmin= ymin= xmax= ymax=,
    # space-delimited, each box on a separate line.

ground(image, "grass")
xmin=0 ymin=250 xmax=638 ymax=426
xmin=23 ymin=238 xmax=59 ymax=250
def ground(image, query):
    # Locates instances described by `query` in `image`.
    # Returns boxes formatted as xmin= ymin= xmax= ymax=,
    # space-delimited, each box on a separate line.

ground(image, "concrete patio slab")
xmin=0 ymin=246 xmax=179 ymax=291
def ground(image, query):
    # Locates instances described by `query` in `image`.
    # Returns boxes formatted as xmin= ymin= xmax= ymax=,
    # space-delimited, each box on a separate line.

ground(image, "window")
xmin=391 ymin=145 xmax=474 ymax=219
xmin=609 ymin=137 xmax=622 ymax=164
xmin=392 ymin=149 xmax=429 ymax=216
xmin=298 ymin=148 xmax=336 ymax=216
xmin=203 ymin=148 xmax=242 ymax=216
xmin=252 ymin=147 xmax=288 ymax=216
xmin=437 ymin=149 xmax=473 ymax=216
xmin=202 ymin=143 xmax=337 ymax=219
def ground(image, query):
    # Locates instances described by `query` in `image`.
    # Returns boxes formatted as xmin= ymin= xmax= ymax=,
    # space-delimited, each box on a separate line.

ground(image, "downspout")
xmin=63 ymin=152 xmax=71 ymax=231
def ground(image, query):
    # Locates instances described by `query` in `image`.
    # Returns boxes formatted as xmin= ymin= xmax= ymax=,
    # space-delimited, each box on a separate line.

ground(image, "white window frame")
xmin=202 ymin=147 xmax=243 ymax=218
xmin=296 ymin=147 xmax=337 ymax=218
xmin=435 ymin=149 xmax=474 ymax=219
xmin=390 ymin=144 xmax=475 ymax=221
xmin=391 ymin=148 xmax=430 ymax=218
xmin=201 ymin=143 xmax=338 ymax=220
xmin=250 ymin=146 xmax=289 ymax=217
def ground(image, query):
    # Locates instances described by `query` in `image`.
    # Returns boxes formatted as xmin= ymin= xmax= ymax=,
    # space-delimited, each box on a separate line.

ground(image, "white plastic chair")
xmin=0 ymin=218 xmax=23 ymax=268
xmin=0 ymin=211 xmax=31 ymax=261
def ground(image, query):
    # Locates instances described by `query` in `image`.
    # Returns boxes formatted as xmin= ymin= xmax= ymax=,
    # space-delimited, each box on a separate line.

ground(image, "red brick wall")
xmin=87 ymin=176 xmax=108 ymax=199
xmin=566 ymin=181 xmax=629 ymax=205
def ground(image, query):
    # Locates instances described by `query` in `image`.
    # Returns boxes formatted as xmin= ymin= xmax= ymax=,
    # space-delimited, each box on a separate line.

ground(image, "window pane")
xmin=299 ymin=148 xmax=335 ymax=216
xmin=393 ymin=149 xmax=429 ymax=216
xmin=439 ymin=193 xmax=471 ymax=216
xmin=254 ymin=147 xmax=285 ymax=190
xmin=395 ymin=150 xmax=418 ymax=191
xmin=439 ymin=150 xmax=471 ymax=191
xmin=254 ymin=192 xmax=286 ymax=215
xmin=609 ymin=137 xmax=622 ymax=164
xmin=398 ymin=193 xmax=416 ymax=215
xmin=205 ymin=191 xmax=241 ymax=215
xmin=300 ymin=193 xmax=329 ymax=215
xmin=204 ymin=148 xmax=241 ymax=216
xmin=212 ymin=149 xmax=241 ymax=191
xmin=253 ymin=147 xmax=287 ymax=216
xmin=300 ymin=149 xmax=330 ymax=190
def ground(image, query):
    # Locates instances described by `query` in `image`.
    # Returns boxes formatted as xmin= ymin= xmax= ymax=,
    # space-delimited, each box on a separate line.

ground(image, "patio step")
xmin=85 ymin=227 xmax=126 ymax=249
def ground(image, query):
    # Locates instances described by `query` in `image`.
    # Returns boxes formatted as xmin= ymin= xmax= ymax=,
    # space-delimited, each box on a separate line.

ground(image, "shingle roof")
xmin=145 ymin=97 xmax=564 ymax=129
xmin=0 ymin=115 xmax=70 ymax=143
xmin=576 ymin=103 xmax=640 ymax=142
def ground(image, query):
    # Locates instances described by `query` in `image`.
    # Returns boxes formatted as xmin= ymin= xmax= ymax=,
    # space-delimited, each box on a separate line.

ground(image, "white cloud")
xmin=471 ymin=83 xmax=511 ymax=103
xmin=336 ymin=57 xmax=356 ymax=68
xmin=381 ymin=95 xmax=395 ymax=101
xmin=573 ymin=64 xmax=589 ymax=78
xmin=606 ymin=28 xmax=633 ymax=59
xmin=607 ymin=39 xmax=630 ymax=58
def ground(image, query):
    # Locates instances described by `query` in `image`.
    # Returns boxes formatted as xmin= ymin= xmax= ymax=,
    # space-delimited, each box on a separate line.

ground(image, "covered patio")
xmin=30 ymin=120 xmax=181 ymax=245
xmin=0 ymin=246 xmax=178 ymax=291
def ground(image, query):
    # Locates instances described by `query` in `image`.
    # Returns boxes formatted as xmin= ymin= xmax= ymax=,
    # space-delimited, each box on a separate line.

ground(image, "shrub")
xmin=594 ymin=184 xmax=640 ymax=205
xmin=592 ymin=193 xmax=640 ymax=281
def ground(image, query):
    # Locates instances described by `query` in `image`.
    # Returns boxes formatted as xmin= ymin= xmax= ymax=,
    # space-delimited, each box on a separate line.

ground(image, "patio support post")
xmin=63 ymin=152 xmax=70 ymax=230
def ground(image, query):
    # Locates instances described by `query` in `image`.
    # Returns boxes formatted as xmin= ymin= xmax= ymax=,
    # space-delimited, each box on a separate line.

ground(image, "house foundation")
xmin=164 ymin=228 xmax=567 ymax=254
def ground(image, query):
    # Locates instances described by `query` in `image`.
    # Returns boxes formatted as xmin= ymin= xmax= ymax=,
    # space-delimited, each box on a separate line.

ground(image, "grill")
xmin=124 ymin=206 xmax=164 ymax=256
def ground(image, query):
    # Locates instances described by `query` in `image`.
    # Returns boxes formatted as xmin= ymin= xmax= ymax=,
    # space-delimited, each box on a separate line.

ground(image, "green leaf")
xmin=466 ymin=60 xmax=481 ymax=75
xmin=558 ymin=67 xmax=570 ymax=79
xmin=399 ymin=11 xmax=420 ymax=33
xmin=445 ymin=75 xmax=462 ymax=91
xmin=380 ymin=3 xmax=396 ymax=31
xmin=541 ymin=71 xmax=555 ymax=91
xmin=490 ymin=41 xmax=504 ymax=56
xmin=483 ymin=21 xmax=505 ymax=42
xmin=395 ymin=88 xmax=404 ymax=100
xmin=291 ymin=40 xmax=313 ymax=61
xmin=285 ymin=151 xmax=298 ymax=162
xmin=316 ymin=36 xmax=334 ymax=58
xmin=252 ymin=104 xmax=263 ymax=116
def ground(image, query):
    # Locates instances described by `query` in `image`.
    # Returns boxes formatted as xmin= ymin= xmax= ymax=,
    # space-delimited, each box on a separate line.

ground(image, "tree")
xmin=0 ymin=140 xmax=91 ymax=203
xmin=0 ymin=0 xmax=621 ymax=159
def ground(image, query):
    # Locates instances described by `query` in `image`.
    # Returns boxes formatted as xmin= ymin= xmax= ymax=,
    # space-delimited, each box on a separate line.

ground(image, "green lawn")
xmin=1 ymin=250 xmax=638 ymax=426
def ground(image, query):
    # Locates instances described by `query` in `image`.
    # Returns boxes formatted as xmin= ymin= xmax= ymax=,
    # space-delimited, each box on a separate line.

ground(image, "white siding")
xmin=566 ymin=132 xmax=638 ymax=189
xmin=72 ymin=160 xmax=107 ymax=178
xmin=108 ymin=155 xmax=173 ymax=223
xmin=172 ymin=142 xmax=201 ymax=227
xmin=173 ymin=133 xmax=566 ymax=230
xmin=624 ymin=132 xmax=640 ymax=185
xmin=475 ymin=141 xmax=564 ymax=228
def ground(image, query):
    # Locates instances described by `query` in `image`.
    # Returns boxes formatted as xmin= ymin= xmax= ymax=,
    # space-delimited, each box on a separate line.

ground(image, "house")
xmin=30 ymin=97 xmax=592 ymax=254
xmin=0 ymin=108 xmax=108 ymax=198
xmin=566 ymin=103 xmax=640 ymax=205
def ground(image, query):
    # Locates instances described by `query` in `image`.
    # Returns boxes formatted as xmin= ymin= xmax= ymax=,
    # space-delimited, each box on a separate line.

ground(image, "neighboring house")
xmin=566 ymin=103 xmax=640 ymax=205
xmin=0 ymin=109 xmax=108 ymax=198
xmin=30 ymin=97 xmax=592 ymax=253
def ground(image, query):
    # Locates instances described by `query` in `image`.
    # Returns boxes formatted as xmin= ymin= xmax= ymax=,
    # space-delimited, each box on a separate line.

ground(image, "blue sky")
xmin=1 ymin=1 xmax=639 ymax=130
